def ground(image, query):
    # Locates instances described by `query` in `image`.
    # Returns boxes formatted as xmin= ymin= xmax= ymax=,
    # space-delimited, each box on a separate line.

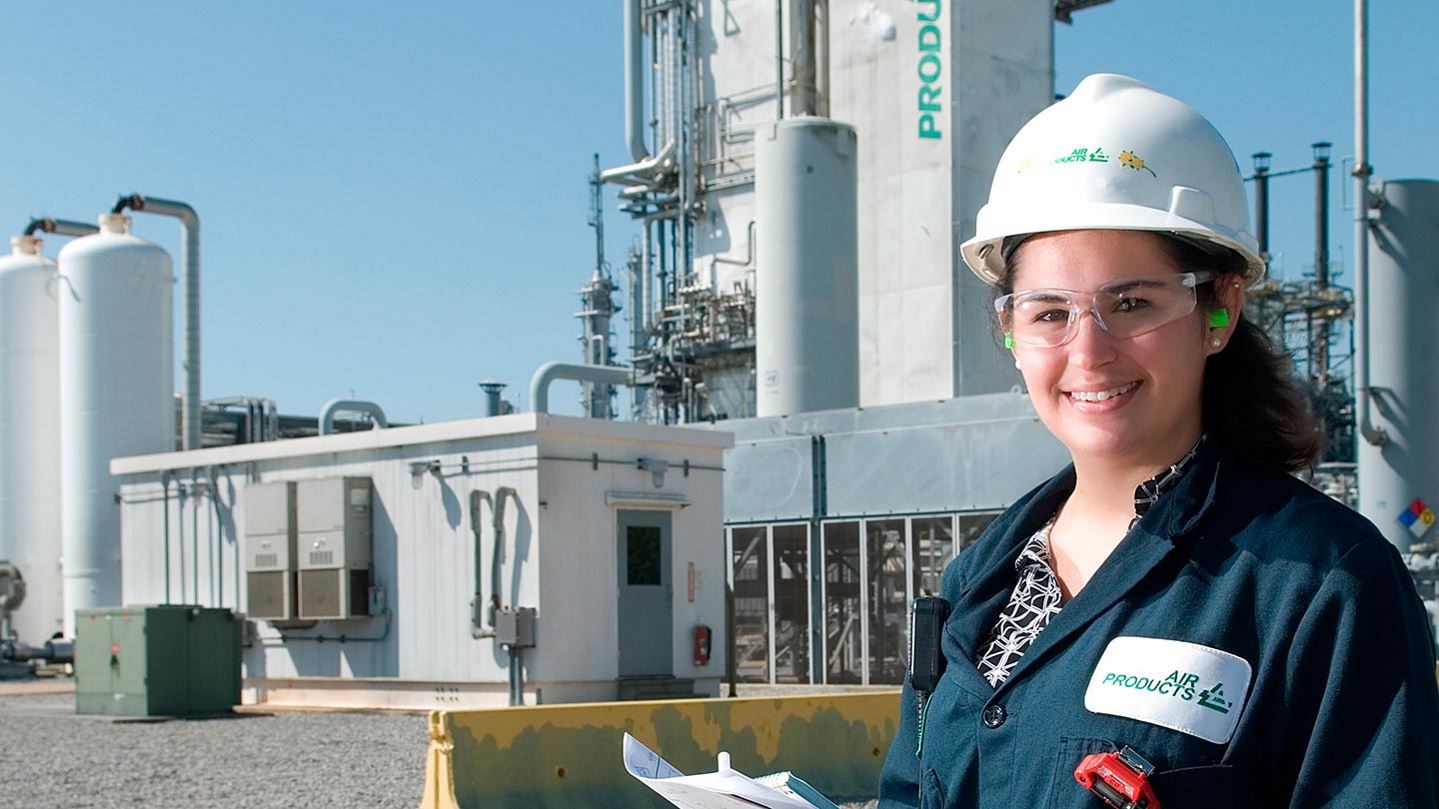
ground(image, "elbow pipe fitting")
xmin=529 ymin=362 xmax=632 ymax=414
xmin=110 ymin=193 xmax=144 ymax=215
xmin=318 ymin=399 xmax=389 ymax=435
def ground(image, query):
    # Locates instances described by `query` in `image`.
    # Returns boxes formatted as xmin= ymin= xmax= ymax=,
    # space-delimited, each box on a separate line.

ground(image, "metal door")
xmin=617 ymin=509 xmax=673 ymax=677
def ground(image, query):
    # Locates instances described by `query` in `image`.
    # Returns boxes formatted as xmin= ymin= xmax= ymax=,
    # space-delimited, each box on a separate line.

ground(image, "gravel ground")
xmin=0 ymin=682 xmax=881 ymax=808
xmin=0 ymin=688 xmax=425 ymax=808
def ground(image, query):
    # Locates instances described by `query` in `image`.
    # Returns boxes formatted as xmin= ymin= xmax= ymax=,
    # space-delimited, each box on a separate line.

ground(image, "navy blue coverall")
xmin=878 ymin=439 xmax=1439 ymax=808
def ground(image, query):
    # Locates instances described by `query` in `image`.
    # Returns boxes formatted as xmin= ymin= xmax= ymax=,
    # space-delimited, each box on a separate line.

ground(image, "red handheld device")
xmin=1074 ymin=746 xmax=1161 ymax=809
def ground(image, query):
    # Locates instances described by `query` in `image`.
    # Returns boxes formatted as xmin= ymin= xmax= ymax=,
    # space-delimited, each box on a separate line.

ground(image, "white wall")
xmin=535 ymin=429 xmax=728 ymax=697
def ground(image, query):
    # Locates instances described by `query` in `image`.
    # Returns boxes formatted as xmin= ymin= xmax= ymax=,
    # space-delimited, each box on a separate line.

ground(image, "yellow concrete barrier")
xmin=419 ymin=691 xmax=901 ymax=809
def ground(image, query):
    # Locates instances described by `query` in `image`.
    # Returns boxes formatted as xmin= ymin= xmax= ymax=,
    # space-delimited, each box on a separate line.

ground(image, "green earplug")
xmin=1004 ymin=332 xmax=1015 ymax=349
xmin=1209 ymin=308 xmax=1230 ymax=328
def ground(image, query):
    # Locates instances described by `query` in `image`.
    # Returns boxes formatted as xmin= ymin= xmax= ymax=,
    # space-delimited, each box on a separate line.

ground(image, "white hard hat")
xmin=961 ymin=73 xmax=1264 ymax=286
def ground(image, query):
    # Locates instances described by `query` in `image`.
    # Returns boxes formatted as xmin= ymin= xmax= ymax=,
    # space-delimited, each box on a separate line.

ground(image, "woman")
xmin=878 ymin=74 xmax=1439 ymax=808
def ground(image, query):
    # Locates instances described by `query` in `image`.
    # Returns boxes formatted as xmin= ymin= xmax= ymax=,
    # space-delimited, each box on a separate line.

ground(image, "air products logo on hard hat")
xmin=1043 ymin=147 xmax=1159 ymax=178
xmin=1053 ymin=147 xmax=1110 ymax=164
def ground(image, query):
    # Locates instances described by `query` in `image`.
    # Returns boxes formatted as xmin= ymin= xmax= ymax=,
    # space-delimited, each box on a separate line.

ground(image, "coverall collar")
xmin=946 ymin=438 xmax=1226 ymax=700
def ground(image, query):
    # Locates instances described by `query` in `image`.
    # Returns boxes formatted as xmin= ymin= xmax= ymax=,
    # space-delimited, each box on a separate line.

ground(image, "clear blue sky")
xmin=2 ymin=1 xmax=1433 ymax=424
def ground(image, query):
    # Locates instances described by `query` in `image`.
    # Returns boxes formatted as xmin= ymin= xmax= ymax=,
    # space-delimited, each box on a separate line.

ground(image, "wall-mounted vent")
xmin=295 ymin=477 xmax=374 ymax=620
xmin=243 ymin=481 xmax=297 ymax=620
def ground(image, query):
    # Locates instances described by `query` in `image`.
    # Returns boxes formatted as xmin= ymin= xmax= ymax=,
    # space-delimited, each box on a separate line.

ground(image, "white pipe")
xmin=121 ymin=195 xmax=202 ymax=451
xmin=1353 ymin=0 xmax=1387 ymax=447
xmin=775 ymin=1 xmax=785 ymax=119
xmin=529 ymin=362 xmax=632 ymax=414
xmin=600 ymin=141 xmax=676 ymax=186
xmin=318 ymin=398 xmax=388 ymax=435
xmin=624 ymin=0 xmax=648 ymax=162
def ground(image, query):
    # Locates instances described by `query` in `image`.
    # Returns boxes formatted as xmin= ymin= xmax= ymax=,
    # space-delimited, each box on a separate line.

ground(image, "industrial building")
xmin=1 ymin=0 xmax=1436 ymax=715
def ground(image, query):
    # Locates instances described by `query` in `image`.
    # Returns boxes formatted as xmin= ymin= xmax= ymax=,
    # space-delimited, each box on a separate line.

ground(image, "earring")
xmin=1014 ymin=358 xmax=1022 ymax=370
xmin=1210 ymin=337 xmax=1223 ymax=348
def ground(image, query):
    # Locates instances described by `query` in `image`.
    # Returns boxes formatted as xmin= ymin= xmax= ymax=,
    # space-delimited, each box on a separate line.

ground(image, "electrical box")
xmin=243 ymin=481 xmax=297 ymax=620
xmin=74 ymin=606 xmax=241 ymax=717
xmin=496 ymin=607 xmax=536 ymax=648
xmin=296 ymin=477 xmax=373 ymax=620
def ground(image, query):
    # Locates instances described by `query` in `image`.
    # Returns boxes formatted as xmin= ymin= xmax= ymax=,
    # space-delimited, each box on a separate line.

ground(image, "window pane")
xmin=771 ymin=524 xmax=810 ymax=684
xmin=730 ymin=527 xmax=769 ymax=683
xmin=910 ymin=516 xmax=954 ymax=599
xmin=957 ymin=512 xmax=1000 ymax=553
xmin=866 ymin=519 xmax=907 ymax=684
xmin=627 ymin=526 xmax=662 ymax=585
xmin=822 ymin=522 xmax=861 ymax=684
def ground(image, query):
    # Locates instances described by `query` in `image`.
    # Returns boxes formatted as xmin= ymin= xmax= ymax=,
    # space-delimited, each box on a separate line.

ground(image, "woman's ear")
xmin=1206 ymin=274 xmax=1245 ymax=354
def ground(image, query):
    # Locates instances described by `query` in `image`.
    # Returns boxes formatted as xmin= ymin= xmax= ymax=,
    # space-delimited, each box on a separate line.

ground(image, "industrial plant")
xmin=0 ymin=1 xmax=1434 ymax=805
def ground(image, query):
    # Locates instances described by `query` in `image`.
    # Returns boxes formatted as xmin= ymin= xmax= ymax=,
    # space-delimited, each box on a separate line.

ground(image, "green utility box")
xmin=74 ymin=605 xmax=242 ymax=717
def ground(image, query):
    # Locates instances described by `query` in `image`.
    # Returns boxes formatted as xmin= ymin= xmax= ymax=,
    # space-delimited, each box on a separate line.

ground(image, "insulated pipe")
xmin=529 ymin=362 xmax=632 ymax=414
xmin=491 ymin=487 xmax=517 ymax=627
xmin=468 ymin=487 xmax=519 ymax=634
xmin=468 ymin=490 xmax=495 ymax=638
xmin=1353 ymin=0 xmax=1387 ymax=447
xmin=774 ymin=0 xmax=785 ymax=119
xmin=318 ymin=398 xmax=388 ymax=435
xmin=624 ymin=0 xmax=648 ymax=162
xmin=112 ymin=194 xmax=202 ymax=450
xmin=24 ymin=218 xmax=99 ymax=238
xmin=790 ymin=0 xmax=817 ymax=115
xmin=600 ymin=141 xmax=676 ymax=187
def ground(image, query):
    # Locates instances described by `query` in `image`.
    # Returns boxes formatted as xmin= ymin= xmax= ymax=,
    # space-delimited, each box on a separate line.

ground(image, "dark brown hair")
xmin=995 ymin=231 xmax=1323 ymax=473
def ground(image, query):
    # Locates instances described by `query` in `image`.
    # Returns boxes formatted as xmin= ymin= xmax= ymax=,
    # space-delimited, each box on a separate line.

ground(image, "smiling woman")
xmin=878 ymin=74 xmax=1439 ymax=809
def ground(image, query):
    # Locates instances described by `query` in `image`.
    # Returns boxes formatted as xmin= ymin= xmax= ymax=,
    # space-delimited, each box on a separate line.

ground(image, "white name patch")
xmin=1084 ymin=636 xmax=1252 ymax=744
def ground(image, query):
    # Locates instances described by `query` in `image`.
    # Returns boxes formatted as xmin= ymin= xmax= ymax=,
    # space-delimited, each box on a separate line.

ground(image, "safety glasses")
xmin=995 ymin=271 xmax=1216 ymax=348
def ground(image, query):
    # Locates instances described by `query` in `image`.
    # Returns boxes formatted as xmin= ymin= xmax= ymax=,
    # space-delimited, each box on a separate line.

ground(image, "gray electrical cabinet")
xmin=243 ymin=481 xmax=297 ymax=620
xmin=296 ymin=477 xmax=373 ymax=620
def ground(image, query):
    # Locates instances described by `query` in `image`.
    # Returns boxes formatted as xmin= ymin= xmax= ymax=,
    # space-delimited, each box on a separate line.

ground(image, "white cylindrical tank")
xmin=755 ymin=118 xmax=860 ymax=418
xmin=58 ymin=214 xmax=173 ymax=634
xmin=0 ymin=235 xmax=63 ymax=642
xmin=1358 ymin=179 xmax=1439 ymax=551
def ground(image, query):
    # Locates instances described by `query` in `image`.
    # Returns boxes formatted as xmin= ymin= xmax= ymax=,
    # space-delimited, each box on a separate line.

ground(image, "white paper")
xmin=622 ymin=733 xmax=817 ymax=809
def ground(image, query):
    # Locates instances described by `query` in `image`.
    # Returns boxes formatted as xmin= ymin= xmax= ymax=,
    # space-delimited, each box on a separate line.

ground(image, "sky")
xmin=1 ymin=0 xmax=1434 ymax=424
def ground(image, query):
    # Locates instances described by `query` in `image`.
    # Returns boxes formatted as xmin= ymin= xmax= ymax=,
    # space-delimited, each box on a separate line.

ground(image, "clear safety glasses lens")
xmin=996 ymin=271 xmax=1214 ymax=348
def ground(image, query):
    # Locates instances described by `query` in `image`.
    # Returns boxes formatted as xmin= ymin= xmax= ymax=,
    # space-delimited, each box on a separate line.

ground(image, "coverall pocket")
xmin=1047 ymin=736 xmax=1118 ymax=809
xmin=1149 ymin=765 xmax=1258 ymax=806
xmin=919 ymin=766 xmax=946 ymax=809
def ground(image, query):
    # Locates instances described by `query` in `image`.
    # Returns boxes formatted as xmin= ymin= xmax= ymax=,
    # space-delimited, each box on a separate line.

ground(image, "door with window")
xmin=617 ymin=510 xmax=673 ymax=677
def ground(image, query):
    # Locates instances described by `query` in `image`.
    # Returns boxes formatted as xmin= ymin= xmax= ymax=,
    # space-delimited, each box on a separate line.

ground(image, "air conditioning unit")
xmin=296 ymin=477 xmax=373 ymax=620
xmin=243 ymin=481 xmax=297 ymax=621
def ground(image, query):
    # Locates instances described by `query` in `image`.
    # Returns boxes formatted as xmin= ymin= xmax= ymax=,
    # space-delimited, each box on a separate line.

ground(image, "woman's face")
xmin=1007 ymin=230 xmax=1233 ymax=470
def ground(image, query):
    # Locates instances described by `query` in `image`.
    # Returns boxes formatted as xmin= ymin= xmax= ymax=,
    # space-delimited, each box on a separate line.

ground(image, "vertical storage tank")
xmin=58 ymin=214 xmax=173 ymax=635
xmin=1358 ymin=179 xmax=1439 ymax=551
xmin=0 ymin=235 xmax=63 ymax=642
xmin=755 ymin=118 xmax=860 ymax=418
